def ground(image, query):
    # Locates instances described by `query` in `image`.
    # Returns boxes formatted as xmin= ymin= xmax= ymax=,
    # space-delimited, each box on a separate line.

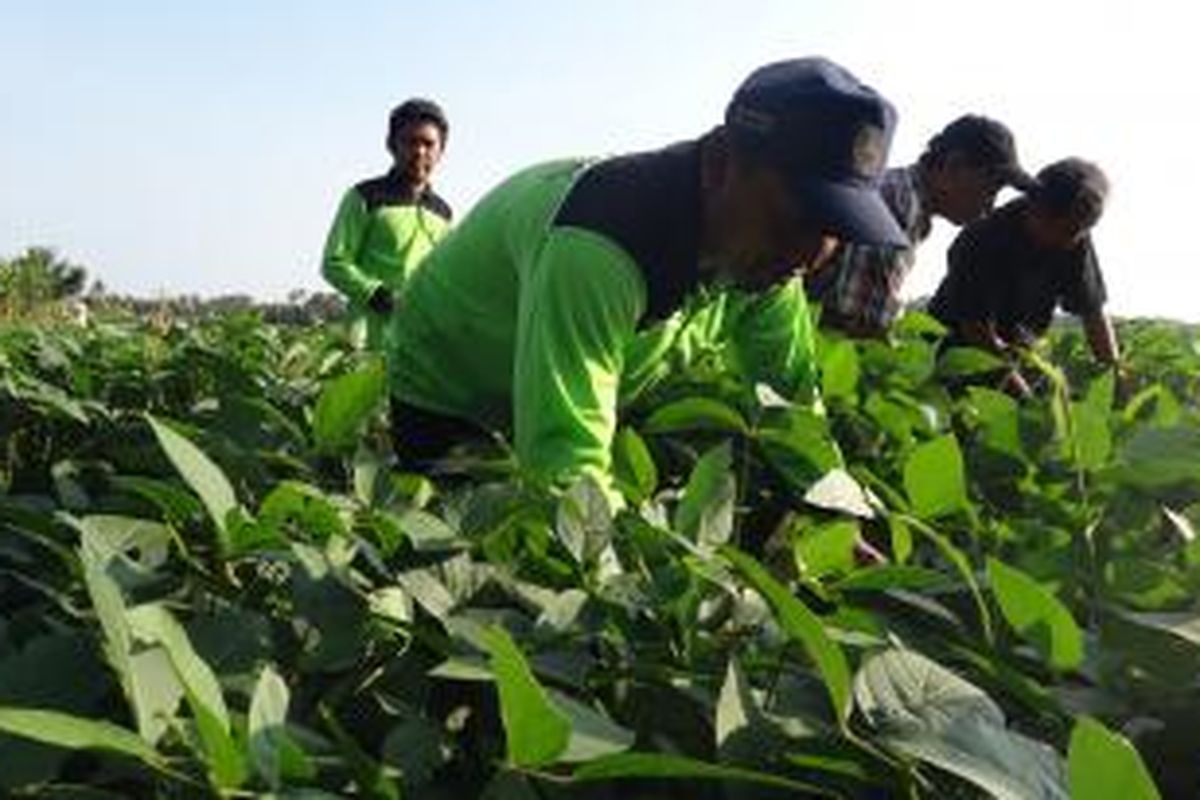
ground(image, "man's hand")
xmin=1083 ymin=311 xmax=1120 ymax=367
xmin=1113 ymin=361 xmax=1134 ymax=404
xmin=999 ymin=368 xmax=1034 ymax=400
xmin=960 ymin=320 xmax=1009 ymax=354
xmin=368 ymin=287 xmax=395 ymax=314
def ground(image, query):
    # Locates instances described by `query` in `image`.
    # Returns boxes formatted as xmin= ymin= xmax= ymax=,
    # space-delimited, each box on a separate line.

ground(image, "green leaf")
xmin=573 ymin=752 xmax=837 ymax=796
xmin=313 ymin=357 xmax=387 ymax=453
xmin=79 ymin=533 xmax=183 ymax=746
xmin=146 ymin=415 xmax=239 ymax=550
xmin=381 ymin=714 xmax=446 ymax=788
xmin=481 ymin=626 xmax=571 ymax=767
xmin=396 ymin=507 xmax=465 ymax=553
xmin=674 ymin=442 xmax=735 ymax=547
xmin=611 ymin=427 xmax=657 ymax=504
xmin=1068 ymin=716 xmax=1161 ymax=800
xmin=259 ymin=482 xmax=347 ymax=545
xmin=1085 ymin=369 xmax=1116 ymax=412
xmin=396 ymin=567 xmax=456 ymax=622
xmin=643 ymin=397 xmax=747 ymax=435
xmin=549 ymin=690 xmax=635 ymax=763
xmin=127 ymin=604 xmax=246 ymax=788
xmin=0 ymin=633 xmax=109 ymax=790
xmin=821 ymin=339 xmax=860 ymax=400
xmin=893 ymin=311 xmax=947 ymax=338
xmin=555 ymin=477 xmax=614 ymax=566
xmin=803 ymin=468 xmax=875 ymax=519
xmin=1107 ymin=558 xmax=1191 ymax=611
xmin=1101 ymin=609 xmax=1200 ymax=686
xmin=111 ymin=475 xmax=205 ymax=529
xmin=965 ymin=387 xmax=1025 ymax=462
xmin=1116 ymin=425 xmax=1200 ymax=490
xmin=75 ymin=515 xmax=170 ymax=568
xmin=855 ymin=649 xmax=1067 ymax=800
xmin=1069 ymin=399 xmax=1112 ymax=472
xmin=715 ymin=659 xmax=754 ymax=750
xmin=0 ymin=708 xmax=166 ymax=772
xmin=723 ymin=546 xmax=852 ymax=724
xmin=72 ymin=515 xmax=172 ymax=594
xmin=903 ymin=434 xmax=967 ymax=518
xmin=835 ymin=565 xmax=953 ymax=593
xmin=889 ymin=515 xmax=913 ymax=564
xmin=755 ymin=406 xmax=843 ymax=491
xmin=248 ymin=664 xmax=290 ymax=789
xmin=126 ymin=649 xmax=186 ymax=749
xmin=987 ymin=558 xmax=1084 ymax=671
xmin=429 ymin=657 xmax=495 ymax=682
xmin=900 ymin=514 xmax=993 ymax=642
xmin=937 ymin=346 xmax=1006 ymax=377
xmin=1113 ymin=609 xmax=1200 ymax=647
xmin=795 ymin=519 xmax=860 ymax=580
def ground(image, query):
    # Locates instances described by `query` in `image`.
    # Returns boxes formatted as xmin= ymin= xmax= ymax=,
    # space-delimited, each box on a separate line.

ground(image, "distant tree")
xmin=0 ymin=247 xmax=89 ymax=316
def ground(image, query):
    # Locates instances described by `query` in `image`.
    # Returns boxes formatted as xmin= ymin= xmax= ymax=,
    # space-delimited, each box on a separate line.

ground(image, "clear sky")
xmin=2 ymin=1 xmax=1198 ymax=320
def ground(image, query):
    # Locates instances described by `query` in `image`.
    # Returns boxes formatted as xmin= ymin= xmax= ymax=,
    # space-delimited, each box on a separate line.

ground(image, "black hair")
xmin=388 ymin=98 xmax=449 ymax=145
xmin=1029 ymin=158 xmax=1108 ymax=225
xmin=918 ymin=114 xmax=1016 ymax=172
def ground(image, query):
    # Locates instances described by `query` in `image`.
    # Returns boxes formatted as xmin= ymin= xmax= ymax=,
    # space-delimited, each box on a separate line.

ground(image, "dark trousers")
xmin=389 ymin=399 xmax=487 ymax=472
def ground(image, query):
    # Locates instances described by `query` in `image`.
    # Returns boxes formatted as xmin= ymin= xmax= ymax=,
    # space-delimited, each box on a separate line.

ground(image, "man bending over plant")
xmin=387 ymin=58 xmax=909 ymax=497
xmin=807 ymin=115 xmax=1035 ymax=338
xmin=929 ymin=158 xmax=1121 ymax=396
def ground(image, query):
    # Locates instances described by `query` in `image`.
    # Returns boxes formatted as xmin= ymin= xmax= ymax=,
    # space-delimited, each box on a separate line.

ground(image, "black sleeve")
xmin=934 ymin=225 xmax=997 ymax=324
xmin=1060 ymin=238 xmax=1107 ymax=316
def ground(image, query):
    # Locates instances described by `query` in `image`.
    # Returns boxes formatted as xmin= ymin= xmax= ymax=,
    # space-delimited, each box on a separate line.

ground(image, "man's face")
xmin=708 ymin=157 xmax=840 ymax=291
xmin=388 ymin=121 xmax=444 ymax=187
xmin=938 ymin=156 xmax=1006 ymax=225
xmin=1025 ymin=207 xmax=1094 ymax=250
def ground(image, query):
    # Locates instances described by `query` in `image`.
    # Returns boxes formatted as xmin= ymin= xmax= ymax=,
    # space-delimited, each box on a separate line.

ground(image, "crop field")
xmin=1 ymin=310 xmax=1198 ymax=798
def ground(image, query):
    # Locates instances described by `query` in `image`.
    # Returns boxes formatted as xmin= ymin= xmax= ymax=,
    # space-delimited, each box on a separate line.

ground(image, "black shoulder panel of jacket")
xmin=552 ymin=140 xmax=703 ymax=323
xmin=354 ymin=171 xmax=453 ymax=221
xmin=421 ymin=190 xmax=453 ymax=222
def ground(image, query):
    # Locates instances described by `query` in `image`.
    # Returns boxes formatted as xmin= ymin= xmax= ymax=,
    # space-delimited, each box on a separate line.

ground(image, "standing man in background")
xmin=807 ymin=115 xmax=1034 ymax=337
xmin=322 ymin=99 xmax=453 ymax=348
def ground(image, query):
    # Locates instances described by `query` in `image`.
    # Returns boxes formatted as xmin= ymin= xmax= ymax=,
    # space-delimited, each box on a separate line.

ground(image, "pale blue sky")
xmin=2 ymin=1 xmax=1198 ymax=319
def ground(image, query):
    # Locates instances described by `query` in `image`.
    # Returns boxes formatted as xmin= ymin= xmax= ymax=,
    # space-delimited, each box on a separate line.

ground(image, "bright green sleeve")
xmin=725 ymin=277 xmax=819 ymax=405
xmin=513 ymin=228 xmax=646 ymax=494
xmin=321 ymin=188 xmax=381 ymax=307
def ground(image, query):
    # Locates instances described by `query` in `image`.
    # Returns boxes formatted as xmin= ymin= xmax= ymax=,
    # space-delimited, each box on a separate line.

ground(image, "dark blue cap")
xmin=726 ymin=57 xmax=908 ymax=248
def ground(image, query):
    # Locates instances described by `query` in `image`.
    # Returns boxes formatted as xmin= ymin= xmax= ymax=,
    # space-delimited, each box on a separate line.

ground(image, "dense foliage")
xmin=1 ymin=309 xmax=1197 ymax=798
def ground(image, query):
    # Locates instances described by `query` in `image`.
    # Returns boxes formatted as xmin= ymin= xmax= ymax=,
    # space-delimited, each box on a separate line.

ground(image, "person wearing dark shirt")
xmin=929 ymin=157 xmax=1119 ymax=395
xmin=808 ymin=115 xmax=1034 ymax=337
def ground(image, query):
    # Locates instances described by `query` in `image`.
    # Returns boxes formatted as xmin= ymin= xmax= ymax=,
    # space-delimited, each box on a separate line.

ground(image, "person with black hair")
xmin=929 ymin=158 xmax=1120 ymax=396
xmin=807 ymin=115 xmax=1034 ymax=337
xmin=322 ymin=98 xmax=453 ymax=348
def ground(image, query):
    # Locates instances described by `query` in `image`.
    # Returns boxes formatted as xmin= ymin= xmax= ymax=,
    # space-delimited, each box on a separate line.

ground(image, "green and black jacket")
xmin=388 ymin=141 xmax=816 ymax=497
xmin=321 ymin=170 xmax=452 ymax=345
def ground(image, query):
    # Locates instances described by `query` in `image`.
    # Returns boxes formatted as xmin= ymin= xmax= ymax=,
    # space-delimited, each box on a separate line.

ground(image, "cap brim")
xmin=791 ymin=178 xmax=910 ymax=248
